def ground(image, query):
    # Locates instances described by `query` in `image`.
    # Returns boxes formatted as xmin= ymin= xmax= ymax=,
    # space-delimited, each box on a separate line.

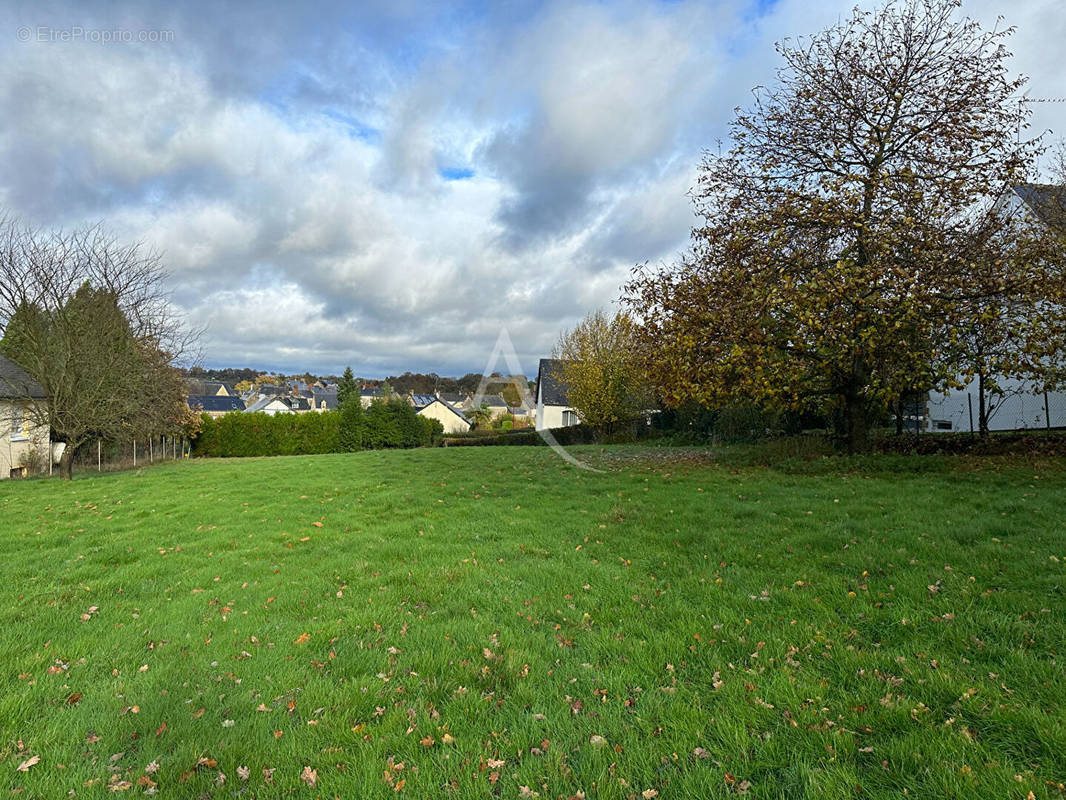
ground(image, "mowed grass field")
xmin=1 ymin=446 xmax=1065 ymax=799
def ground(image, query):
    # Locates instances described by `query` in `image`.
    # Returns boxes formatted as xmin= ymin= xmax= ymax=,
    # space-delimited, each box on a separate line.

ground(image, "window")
xmin=10 ymin=405 xmax=26 ymax=440
xmin=934 ymin=419 xmax=952 ymax=431
xmin=562 ymin=410 xmax=579 ymax=427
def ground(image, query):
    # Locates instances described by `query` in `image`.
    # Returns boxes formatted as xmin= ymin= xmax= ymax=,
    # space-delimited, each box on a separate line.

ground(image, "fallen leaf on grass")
xmin=693 ymin=747 xmax=711 ymax=759
xmin=300 ymin=766 xmax=317 ymax=787
xmin=237 ymin=766 xmax=250 ymax=781
xmin=154 ymin=722 xmax=166 ymax=737
xmin=16 ymin=755 xmax=40 ymax=772
xmin=66 ymin=692 xmax=82 ymax=705
xmin=294 ymin=632 xmax=311 ymax=645
xmin=312 ymin=522 xmax=323 ymax=528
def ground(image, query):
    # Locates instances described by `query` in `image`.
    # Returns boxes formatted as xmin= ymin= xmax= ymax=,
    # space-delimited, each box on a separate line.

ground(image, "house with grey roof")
xmin=534 ymin=359 xmax=580 ymax=431
xmin=244 ymin=396 xmax=294 ymax=415
xmin=417 ymin=399 xmax=472 ymax=434
xmin=0 ymin=353 xmax=51 ymax=479
xmin=187 ymin=394 xmax=246 ymax=418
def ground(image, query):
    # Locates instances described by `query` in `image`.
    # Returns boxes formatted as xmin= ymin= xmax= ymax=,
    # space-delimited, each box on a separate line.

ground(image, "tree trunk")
xmin=977 ymin=371 xmax=989 ymax=437
xmin=894 ymin=398 xmax=904 ymax=436
xmin=60 ymin=446 xmax=74 ymax=480
xmin=843 ymin=389 xmax=871 ymax=454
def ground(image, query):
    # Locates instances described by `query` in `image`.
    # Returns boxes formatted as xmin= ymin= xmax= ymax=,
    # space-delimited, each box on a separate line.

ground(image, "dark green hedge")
xmin=192 ymin=398 xmax=443 ymax=458
xmin=443 ymin=424 xmax=599 ymax=447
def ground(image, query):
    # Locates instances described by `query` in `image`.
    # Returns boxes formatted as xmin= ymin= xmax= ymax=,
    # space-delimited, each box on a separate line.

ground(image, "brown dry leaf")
xmin=312 ymin=521 xmax=323 ymax=528
xmin=16 ymin=755 xmax=40 ymax=772
xmin=144 ymin=761 xmax=159 ymax=774
xmin=486 ymin=758 xmax=506 ymax=769
xmin=294 ymin=632 xmax=311 ymax=645
xmin=191 ymin=708 xmax=205 ymax=719
xmin=86 ymin=732 xmax=101 ymax=744
xmin=154 ymin=722 xmax=167 ymax=737
xmin=519 ymin=786 xmax=539 ymax=798
xmin=263 ymin=767 xmax=275 ymax=783
xmin=237 ymin=765 xmax=250 ymax=781
xmin=419 ymin=736 xmax=435 ymax=747
xmin=66 ymin=692 xmax=82 ymax=705
xmin=136 ymin=776 xmax=156 ymax=789
xmin=642 ymin=791 xmax=659 ymax=800
xmin=441 ymin=733 xmax=455 ymax=745
xmin=693 ymin=747 xmax=711 ymax=759
xmin=274 ymin=730 xmax=284 ymax=739
xmin=108 ymin=779 xmax=132 ymax=791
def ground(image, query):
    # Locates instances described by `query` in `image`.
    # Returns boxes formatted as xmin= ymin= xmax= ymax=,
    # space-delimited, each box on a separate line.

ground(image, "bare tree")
xmin=0 ymin=216 xmax=198 ymax=478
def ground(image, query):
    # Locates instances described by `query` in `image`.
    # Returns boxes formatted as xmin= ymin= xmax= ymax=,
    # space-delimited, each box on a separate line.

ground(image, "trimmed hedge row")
xmin=192 ymin=398 xmax=443 ymax=458
xmin=443 ymin=424 xmax=600 ymax=447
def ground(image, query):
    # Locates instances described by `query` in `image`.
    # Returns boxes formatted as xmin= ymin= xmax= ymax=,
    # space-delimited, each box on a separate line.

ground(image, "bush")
xmin=192 ymin=411 xmax=340 ymax=458
xmin=337 ymin=398 xmax=365 ymax=452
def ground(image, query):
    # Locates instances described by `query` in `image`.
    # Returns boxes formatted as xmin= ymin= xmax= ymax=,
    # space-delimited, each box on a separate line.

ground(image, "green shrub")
xmin=337 ymin=398 xmax=366 ymax=451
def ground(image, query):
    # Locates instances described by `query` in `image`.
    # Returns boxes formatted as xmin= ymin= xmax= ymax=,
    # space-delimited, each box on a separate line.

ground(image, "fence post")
xmin=967 ymin=393 xmax=974 ymax=437
xmin=98 ymin=439 xmax=101 ymax=472
xmin=150 ymin=437 xmax=153 ymax=463
xmin=1045 ymin=391 xmax=1052 ymax=430
xmin=133 ymin=439 xmax=137 ymax=467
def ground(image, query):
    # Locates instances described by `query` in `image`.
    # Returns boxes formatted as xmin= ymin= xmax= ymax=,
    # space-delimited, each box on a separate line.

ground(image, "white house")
xmin=417 ymin=399 xmax=472 ymax=434
xmin=926 ymin=184 xmax=1066 ymax=432
xmin=244 ymin=396 xmax=294 ymax=415
xmin=926 ymin=378 xmax=1064 ymax=433
xmin=534 ymin=359 xmax=581 ymax=431
xmin=0 ymin=354 xmax=50 ymax=479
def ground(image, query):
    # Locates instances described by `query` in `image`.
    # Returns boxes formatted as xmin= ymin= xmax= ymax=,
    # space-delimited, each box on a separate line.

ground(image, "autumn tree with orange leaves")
xmin=625 ymin=0 xmax=1064 ymax=451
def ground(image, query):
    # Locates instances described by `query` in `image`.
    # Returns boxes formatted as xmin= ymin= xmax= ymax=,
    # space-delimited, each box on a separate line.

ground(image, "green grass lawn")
xmin=1 ymin=446 xmax=1065 ymax=799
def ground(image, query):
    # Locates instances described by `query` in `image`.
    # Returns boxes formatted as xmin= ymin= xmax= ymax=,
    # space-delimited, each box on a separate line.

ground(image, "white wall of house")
xmin=1 ymin=399 xmax=50 ymax=479
xmin=417 ymin=401 xmax=471 ymax=434
xmin=535 ymin=404 xmax=580 ymax=431
xmin=927 ymin=377 xmax=1066 ymax=432
xmin=534 ymin=383 xmax=580 ymax=431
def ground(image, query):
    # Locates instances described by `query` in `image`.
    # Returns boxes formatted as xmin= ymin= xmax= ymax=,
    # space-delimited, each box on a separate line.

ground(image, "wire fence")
xmin=66 ymin=434 xmax=192 ymax=476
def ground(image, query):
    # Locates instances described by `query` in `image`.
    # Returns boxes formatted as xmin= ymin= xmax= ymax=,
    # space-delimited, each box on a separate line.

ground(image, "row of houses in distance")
xmin=184 ymin=375 xmax=554 ymax=435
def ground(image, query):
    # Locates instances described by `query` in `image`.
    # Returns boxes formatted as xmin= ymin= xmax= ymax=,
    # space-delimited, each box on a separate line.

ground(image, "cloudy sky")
xmin=1 ymin=0 xmax=1063 ymax=378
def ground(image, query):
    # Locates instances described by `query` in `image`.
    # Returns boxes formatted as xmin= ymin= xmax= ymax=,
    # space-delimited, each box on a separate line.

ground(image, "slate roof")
xmin=438 ymin=392 xmax=467 ymax=405
xmin=410 ymin=393 xmax=436 ymax=410
xmin=1015 ymin=183 xmax=1066 ymax=233
xmin=188 ymin=394 xmax=246 ymax=413
xmin=0 ymin=353 xmax=45 ymax=399
xmin=535 ymin=359 xmax=572 ymax=407
xmin=361 ymin=387 xmax=385 ymax=397
xmin=312 ymin=388 xmax=339 ymax=410
xmin=480 ymin=394 xmax=509 ymax=408
xmin=245 ymin=396 xmax=291 ymax=413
